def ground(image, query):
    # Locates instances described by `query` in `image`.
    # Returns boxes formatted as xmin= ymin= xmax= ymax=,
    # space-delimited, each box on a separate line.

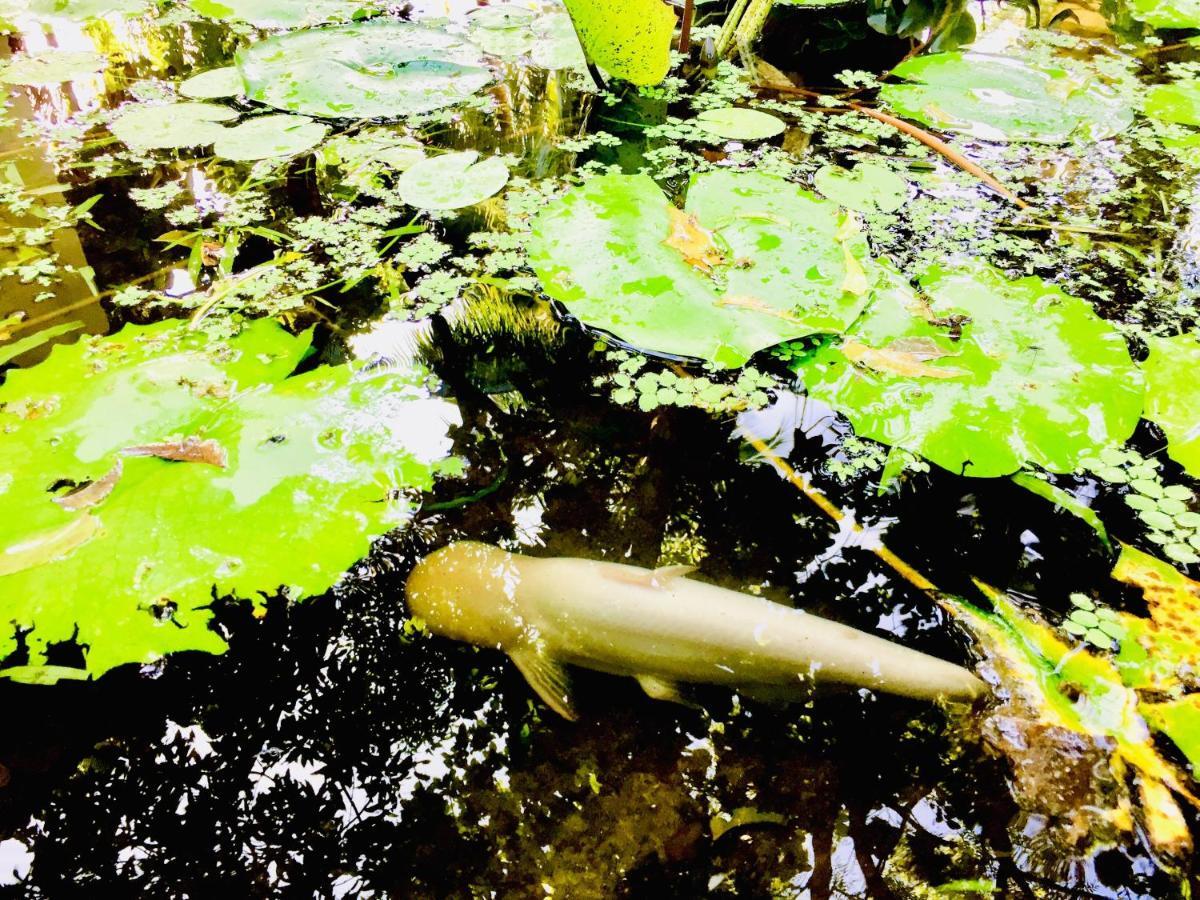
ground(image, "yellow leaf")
xmin=842 ymin=339 xmax=968 ymax=379
xmin=715 ymin=295 xmax=805 ymax=324
xmin=663 ymin=205 xmax=726 ymax=274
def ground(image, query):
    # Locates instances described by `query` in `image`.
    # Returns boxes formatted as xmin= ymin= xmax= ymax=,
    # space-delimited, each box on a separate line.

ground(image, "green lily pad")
xmin=323 ymin=127 xmax=425 ymax=177
xmin=236 ymin=20 xmax=494 ymax=120
xmin=528 ymin=170 xmax=875 ymax=368
xmin=560 ymin=0 xmax=675 ymax=86
xmin=798 ymin=263 xmax=1142 ymax=477
xmin=813 ymin=163 xmax=908 ymax=214
xmin=0 ymin=319 xmax=456 ymax=679
xmin=879 ymin=51 xmax=1133 ymax=143
xmin=179 ymin=66 xmax=244 ymax=100
xmin=189 ymin=0 xmax=377 ymax=26
xmin=0 ymin=0 xmax=146 ymax=23
xmin=467 ymin=4 xmax=588 ymax=72
xmin=1128 ymin=0 xmax=1200 ymax=29
xmin=395 ymin=151 xmax=509 ymax=210
xmin=0 ymin=50 xmax=105 ymax=86
xmin=1143 ymin=332 xmax=1200 ymax=478
xmin=692 ymin=107 xmax=786 ymax=141
xmin=110 ymin=101 xmax=238 ymax=151
xmin=1146 ymin=80 xmax=1200 ymax=127
xmin=213 ymin=114 xmax=329 ymax=161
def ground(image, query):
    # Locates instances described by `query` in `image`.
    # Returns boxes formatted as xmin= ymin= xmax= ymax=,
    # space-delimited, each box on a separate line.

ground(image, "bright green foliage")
xmin=179 ymin=66 xmax=244 ymax=100
xmin=0 ymin=0 xmax=146 ymax=24
xmin=190 ymin=0 xmax=376 ymax=26
xmin=1063 ymin=593 xmax=1125 ymax=649
xmin=0 ymin=320 xmax=454 ymax=680
xmin=1145 ymin=696 xmax=1200 ymax=770
xmin=813 ymin=163 xmax=908 ymax=214
xmin=0 ymin=50 xmax=104 ymax=86
xmin=1143 ymin=332 xmax=1200 ymax=478
xmin=528 ymin=170 xmax=874 ymax=368
xmin=880 ymin=52 xmax=1133 ymax=143
xmin=1128 ymin=0 xmax=1200 ymax=29
xmin=800 ymin=263 xmax=1142 ymax=477
xmin=213 ymin=114 xmax=329 ymax=161
xmin=236 ymin=21 xmax=494 ymax=119
xmin=691 ymin=107 xmax=786 ymax=141
xmin=109 ymin=102 xmax=237 ymax=151
xmin=559 ymin=0 xmax=675 ymax=86
xmin=1146 ymin=81 xmax=1200 ymax=127
xmin=396 ymin=151 xmax=509 ymax=210
xmin=1010 ymin=473 xmax=1109 ymax=548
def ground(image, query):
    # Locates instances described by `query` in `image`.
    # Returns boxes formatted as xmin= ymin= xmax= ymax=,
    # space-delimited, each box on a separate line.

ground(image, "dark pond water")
xmin=2 ymin=0 xmax=1200 ymax=896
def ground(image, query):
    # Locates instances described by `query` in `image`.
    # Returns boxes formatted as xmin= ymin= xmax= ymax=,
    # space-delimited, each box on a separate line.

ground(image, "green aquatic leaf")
xmin=0 ymin=321 xmax=85 ymax=366
xmin=879 ymin=51 xmax=1133 ymax=143
xmin=559 ymin=0 xmax=675 ymax=86
xmin=189 ymin=0 xmax=377 ymax=26
xmin=467 ymin=4 xmax=588 ymax=72
xmin=395 ymin=151 xmax=509 ymax=210
xmin=109 ymin=101 xmax=238 ymax=151
xmin=527 ymin=170 xmax=875 ymax=368
xmin=1145 ymin=696 xmax=1200 ymax=770
xmin=692 ymin=107 xmax=786 ymax=141
xmin=1011 ymin=471 xmax=1110 ymax=548
xmin=236 ymin=20 xmax=494 ymax=120
xmin=0 ymin=0 xmax=147 ymax=23
xmin=213 ymin=114 xmax=329 ymax=161
xmin=179 ymin=66 xmax=244 ymax=100
xmin=1128 ymin=0 xmax=1200 ymax=29
xmin=0 ymin=50 xmax=104 ymax=86
xmin=799 ymin=263 xmax=1142 ymax=477
xmin=1146 ymin=81 xmax=1200 ymax=127
xmin=0 ymin=319 xmax=456 ymax=679
xmin=813 ymin=163 xmax=908 ymax=214
xmin=1144 ymin=333 xmax=1200 ymax=479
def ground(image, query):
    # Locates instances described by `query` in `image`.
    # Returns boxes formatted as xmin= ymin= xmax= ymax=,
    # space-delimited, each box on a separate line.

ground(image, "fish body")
xmin=405 ymin=541 xmax=984 ymax=719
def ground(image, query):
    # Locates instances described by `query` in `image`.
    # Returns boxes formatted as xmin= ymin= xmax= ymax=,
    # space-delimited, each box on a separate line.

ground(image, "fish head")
xmin=405 ymin=541 xmax=527 ymax=649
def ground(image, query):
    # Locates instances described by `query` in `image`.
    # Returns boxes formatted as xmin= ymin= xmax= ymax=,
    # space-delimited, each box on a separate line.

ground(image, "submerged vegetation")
xmin=5 ymin=0 xmax=1200 ymax=894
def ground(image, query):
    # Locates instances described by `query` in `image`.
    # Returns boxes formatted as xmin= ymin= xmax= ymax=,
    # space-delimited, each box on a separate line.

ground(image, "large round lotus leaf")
xmin=1143 ymin=333 xmax=1200 ymax=478
xmin=813 ymin=163 xmax=908 ymax=214
xmin=799 ymin=263 xmax=1143 ymax=477
xmin=1146 ymin=81 xmax=1200 ymax=127
xmin=0 ymin=50 xmax=104 ymax=85
xmin=236 ymin=20 xmax=494 ymax=120
xmin=190 ymin=0 xmax=375 ymax=26
xmin=396 ymin=151 xmax=508 ymax=210
xmin=692 ymin=107 xmax=786 ymax=141
xmin=560 ymin=0 xmax=674 ymax=85
xmin=110 ymin=101 xmax=237 ymax=150
xmin=0 ymin=319 xmax=457 ymax=680
xmin=1128 ymin=0 xmax=1200 ymax=28
xmin=213 ymin=114 xmax=329 ymax=161
xmin=879 ymin=52 xmax=1133 ymax=143
xmin=528 ymin=170 xmax=876 ymax=368
xmin=179 ymin=66 xmax=243 ymax=100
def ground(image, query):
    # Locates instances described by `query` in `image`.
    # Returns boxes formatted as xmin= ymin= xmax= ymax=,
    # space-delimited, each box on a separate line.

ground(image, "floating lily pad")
xmin=0 ymin=50 xmax=105 ymax=86
xmin=879 ymin=52 xmax=1133 ymax=143
xmin=323 ymin=127 xmax=425 ymax=174
xmin=1128 ymin=0 xmax=1200 ymax=29
xmin=110 ymin=101 xmax=237 ymax=150
xmin=692 ymin=107 xmax=786 ymax=141
xmin=179 ymin=66 xmax=243 ymax=100
xmin=560 ymin=0 xmax=674 ymax=86
xmin=189 ymin=0 xmax=377 ymax=26
xmin=395 ymin=151 xmax=508 ymax=210
xmin=1 ymin=0 xmax=147 ymax=23
xmin=0 ymin=319 xmax=457 ymax=679
xmin=236 ymin=20 xmax=494 ymax=120
xmin=467 ymin=4 xmax=588 ymax=72
xmin=799 ymin=263 xmax=1142 ymax=477
xmin=813 ymin=163 xmax=908 ymax=214
xmin=528 ymin=170 xmax=875 ymax=368
xmin=213 ymin=114 xmax=329 ymax=161
xmin=1146 ymin=80 xmax=1200 ymax=127
xmin=1143 ymin=332 xmax=1200 ymax=478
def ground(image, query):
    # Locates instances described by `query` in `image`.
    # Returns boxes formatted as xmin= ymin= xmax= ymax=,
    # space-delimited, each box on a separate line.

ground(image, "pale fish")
xmin=405 ymin=541 xmax=985 ymax=719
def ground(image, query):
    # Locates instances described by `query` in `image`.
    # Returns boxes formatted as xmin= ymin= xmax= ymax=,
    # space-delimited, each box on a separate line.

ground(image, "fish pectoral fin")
xmin=635 ymin=675 xmax=692 ymax=707
xmin=509 ymin=644 xmax=578 ymax=721
xmin=603 ymin=564 xmax=697 ymax=590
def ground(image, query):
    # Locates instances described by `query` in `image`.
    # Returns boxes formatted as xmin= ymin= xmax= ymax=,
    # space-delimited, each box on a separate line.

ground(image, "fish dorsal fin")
xmin=509 ymin=642 xmax=577 ymax=721
xmin=603 ymin=564 xmax=697 ymax=590
xmin=635 ymin=675 xmax=691 ymax=707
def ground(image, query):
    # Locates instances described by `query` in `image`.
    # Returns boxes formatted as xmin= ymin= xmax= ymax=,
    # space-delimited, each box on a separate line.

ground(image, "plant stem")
xmin=678 ymin=0 xmax=694 ymax=53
